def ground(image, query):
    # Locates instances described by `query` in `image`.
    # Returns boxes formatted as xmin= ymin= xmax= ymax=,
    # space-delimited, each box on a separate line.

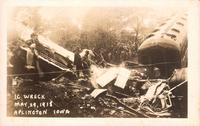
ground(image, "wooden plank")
xmin=90 ymin=89 xmax=107 ymax=98
xmin=114 ymin=68 xmax=131 ymax=89
xmin=96 ymin=68 xmax=118 ymax=87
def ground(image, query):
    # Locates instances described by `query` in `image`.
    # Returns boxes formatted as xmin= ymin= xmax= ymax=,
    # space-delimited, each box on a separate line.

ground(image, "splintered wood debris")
xmin=96 ymin=67 xmax=131 ymax=89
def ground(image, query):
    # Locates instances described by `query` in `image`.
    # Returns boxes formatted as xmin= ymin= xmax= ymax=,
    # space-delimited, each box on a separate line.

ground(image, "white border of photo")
xmin=0 ymin=0 xmax=199 ymax=126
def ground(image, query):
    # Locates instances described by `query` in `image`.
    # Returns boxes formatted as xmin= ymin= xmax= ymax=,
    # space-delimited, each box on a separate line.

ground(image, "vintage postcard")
xmin=0 ymin=0 xmax=200 ymax=126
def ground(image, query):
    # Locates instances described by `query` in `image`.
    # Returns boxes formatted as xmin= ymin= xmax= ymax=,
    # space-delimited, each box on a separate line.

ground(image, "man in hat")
xmin=25 ymin=33 xmax=43 ymax=80
xmin=74 ymin=47 xmax=83 ymax=77
xmin=25 ymin=33 xmax=40 ymax=67
xmin=82 ymin=50 xmax=91 ymax=78
xmin=26 ymin=33 xmax=39 ymax=46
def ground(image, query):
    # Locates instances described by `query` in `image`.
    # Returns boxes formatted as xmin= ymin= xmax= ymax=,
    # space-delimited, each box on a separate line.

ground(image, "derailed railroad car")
xmin=138 ymin=14 xmax=187 ymax=78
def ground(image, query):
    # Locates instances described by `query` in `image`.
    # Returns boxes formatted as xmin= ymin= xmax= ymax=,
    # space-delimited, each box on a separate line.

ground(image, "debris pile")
xmin=88 ymin=65 xmax=187 ymax=117
xmin=8 ymin=63 xmax=187 ymax=117
xmin=7 ymin=23 xmax=187 ymax=117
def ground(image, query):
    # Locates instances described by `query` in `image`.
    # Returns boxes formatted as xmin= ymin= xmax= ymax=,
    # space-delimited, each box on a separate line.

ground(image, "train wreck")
xmin=7 ymin=13 xmax=187 ymax=118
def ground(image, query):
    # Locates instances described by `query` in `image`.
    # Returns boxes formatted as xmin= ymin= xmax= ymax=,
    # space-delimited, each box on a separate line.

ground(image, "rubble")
xmin=9 ymin=64 xmax=187 ymax=117
xmin=8 ymin=23 xmax=187 ymax=117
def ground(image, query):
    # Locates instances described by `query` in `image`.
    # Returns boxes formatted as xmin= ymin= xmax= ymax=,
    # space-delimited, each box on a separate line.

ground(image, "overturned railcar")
xmin=19 ymin=44 xmax=74 ymax=80
xmin=11 ymin=23 xmax=75 ymax=81
xmin=138 ymin=14 xmax=187 ymax=77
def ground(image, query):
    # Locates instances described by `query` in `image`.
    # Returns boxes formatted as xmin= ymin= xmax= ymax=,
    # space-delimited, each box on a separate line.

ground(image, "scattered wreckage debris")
xmin=9 ymin=41 xmax=187 ymax=117
xmin=9 ymin=64 xmax=187 ymax=117
xmin=88 ymin=66 xmax=187 ymax=117
xmin=8 ymin=23 xmax=187 ymax=117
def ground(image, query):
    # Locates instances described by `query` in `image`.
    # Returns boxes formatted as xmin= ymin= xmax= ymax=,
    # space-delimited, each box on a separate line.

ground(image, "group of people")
xmin=74 ymin=42 xmax=138 ymax=65
xmin=74 ymin=47 xmax=92 ymax=78
xmin=93 ymin=44 xmax=137 ymax=64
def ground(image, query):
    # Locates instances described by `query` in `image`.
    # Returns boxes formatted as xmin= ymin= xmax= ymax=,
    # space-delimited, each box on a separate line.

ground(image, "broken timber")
xmin=16 ymin=23 xmax=75 ymax=80
xmin=114 ymin=68 xmax=131 ymax=89
xmin=96 ymin=67 xmax=131 ymax=89
xmin=96 ymin=67 xmax=118 ymax=87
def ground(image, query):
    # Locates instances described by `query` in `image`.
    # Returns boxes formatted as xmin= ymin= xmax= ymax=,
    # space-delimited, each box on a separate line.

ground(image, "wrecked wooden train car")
xmin=138 ymin=14 xmax=187 ymax=77
xmin=9 ymin=23 xmax=76 ymax=80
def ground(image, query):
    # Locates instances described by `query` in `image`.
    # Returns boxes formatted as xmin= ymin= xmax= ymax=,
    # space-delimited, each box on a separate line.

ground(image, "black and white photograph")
xmin=1 ymin=0 xmax=200 ymax=125
xmin=6 ymin=4 xmax=189 ymax=118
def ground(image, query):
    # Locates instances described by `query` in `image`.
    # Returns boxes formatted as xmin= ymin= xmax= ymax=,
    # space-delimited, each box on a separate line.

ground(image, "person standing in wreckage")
xmin=11 ymin=45 xmax=26 ymax=77
xmin=74 ymin=47 xmax=83 ymax=77
xmin=82 ymin=50 xmax=91 ymax=78
xmin=26 ymin=33 xmax=44 ymax=80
